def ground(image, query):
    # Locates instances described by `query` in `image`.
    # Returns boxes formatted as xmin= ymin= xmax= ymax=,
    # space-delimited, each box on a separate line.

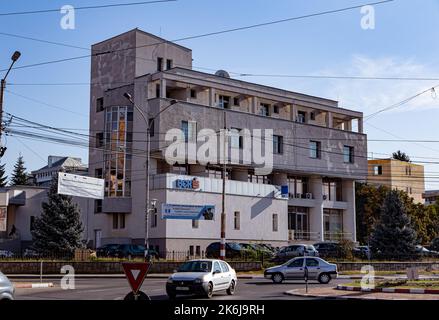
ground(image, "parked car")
xmin=352 ymin=246 xmax=371 ymax=259
xmin=108 ymin=244 xmax=159 ymax=259
xmin=23 ymin=249 xmax=39 ymax=258
xmin=0 ymin=250 xmax=14 ymax=258
xmin=272 ymin=244 xmax=318 ymax=262
xmin=96 ymin=244 xmax=120 ymax=257
xmin=0 ymin=271 xmax=14 ymax=300
xmin=415 ymin=245 xmax=439 ymax=258
xmin=166 ymin=259 xmax=237 ymax=299
xmin=429 ymin=238 xmax=439 ymax=252
xmin=206 ymin=242 xmax=248 ymax=259
xmin=313 ymin=242 xmax=343 ymax=258
xmin=264 ymin=256 xmax=337 ymax=284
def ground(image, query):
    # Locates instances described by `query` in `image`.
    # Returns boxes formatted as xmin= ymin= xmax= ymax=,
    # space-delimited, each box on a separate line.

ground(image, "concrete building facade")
xmin=87 ymin=29 xmax=368 ymax=254
xmin=367 ymin=159 xmax=425 ymax=203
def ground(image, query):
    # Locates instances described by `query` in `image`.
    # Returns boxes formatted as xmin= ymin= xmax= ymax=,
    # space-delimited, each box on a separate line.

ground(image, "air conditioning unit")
xmin=323 ymin=195 xmax=328 ymax=200
xmin=306 ymin=193 xmax=313 ymax=199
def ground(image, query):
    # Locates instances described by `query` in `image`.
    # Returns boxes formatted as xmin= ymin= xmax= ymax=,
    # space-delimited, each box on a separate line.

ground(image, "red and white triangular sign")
xmin=122 ymin=262 xmax=150 ymax=294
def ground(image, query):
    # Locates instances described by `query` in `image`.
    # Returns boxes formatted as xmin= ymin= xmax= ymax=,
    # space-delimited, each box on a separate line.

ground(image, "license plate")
xmin=176 ymin=287 xmax=189 ymax=291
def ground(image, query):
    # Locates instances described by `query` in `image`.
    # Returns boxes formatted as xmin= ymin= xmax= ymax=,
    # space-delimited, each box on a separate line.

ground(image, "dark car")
xmin=206 ymin=242 xmax=247 ymax=259
xmin=96 ymin=244 xmax=120 ymax=257
xmin=429 ymin=238 xmax=439 ymax=252
xmin=107 ymin=244 xmax=159 ymax=259
xmin=272 ymin=244 xmax=318 ymax=263
xmin=352 ymin=246 xmax=371 ymax=259
xmin=313 ymin=242 xmax=343 ymax=258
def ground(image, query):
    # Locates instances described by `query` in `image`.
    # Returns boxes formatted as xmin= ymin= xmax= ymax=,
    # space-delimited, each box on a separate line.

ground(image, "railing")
xmin=324 ymin=232 xmax=354 ymax=241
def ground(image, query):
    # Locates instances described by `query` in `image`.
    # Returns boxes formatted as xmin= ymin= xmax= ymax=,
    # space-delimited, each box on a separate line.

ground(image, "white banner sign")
xmin=162 ymin=204 xmax=215 ymax=220
xmin=58 ymin=172 xmax=104 ymax=199
xmin=0 ymin=207 xmax=7 ymax=232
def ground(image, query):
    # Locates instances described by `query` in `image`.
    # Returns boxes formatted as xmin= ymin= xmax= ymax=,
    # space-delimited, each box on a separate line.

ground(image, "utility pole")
xmin=220 ymin=111 xmax=227 ymax=260
xmin=124 ymin=93 xmax=177 ymax=261
xmin=0 ymin=51 xmax=21 ymax=158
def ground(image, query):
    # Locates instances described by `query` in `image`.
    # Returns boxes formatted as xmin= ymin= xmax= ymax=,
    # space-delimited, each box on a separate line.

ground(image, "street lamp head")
xmin=123 ymin=92 xmax=133 ymax=103
xmin=11 ymin=51 xmax=21 ymax=62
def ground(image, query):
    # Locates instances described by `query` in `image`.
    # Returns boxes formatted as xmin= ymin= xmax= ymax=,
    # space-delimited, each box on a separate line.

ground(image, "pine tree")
xmin=0 ymin=163 xmax=8 ymax=187
xmin=392 ymin=150 xmax=410 ymax=162
xmin=370 ymin=189 xmax=417 ymax=259
xmin=31 ymin=175 xmax=84 ymax=257
xmin=10 ymin=155 xmax=30 ymax=186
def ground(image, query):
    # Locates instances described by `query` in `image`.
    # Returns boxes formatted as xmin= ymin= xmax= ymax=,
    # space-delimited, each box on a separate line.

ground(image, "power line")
xmin=0 ymin=0 xmax=177 ymax=17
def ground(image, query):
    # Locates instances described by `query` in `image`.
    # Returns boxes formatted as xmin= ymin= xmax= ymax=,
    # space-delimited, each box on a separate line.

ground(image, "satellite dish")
xmin=215 ymin=70 xmax=230 ymax=78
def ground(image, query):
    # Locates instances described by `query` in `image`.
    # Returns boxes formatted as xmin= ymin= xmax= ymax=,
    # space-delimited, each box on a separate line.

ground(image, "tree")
xmin=370 ymin=189 xmax=417 ymax=259
xmin=0 ymin=163 xmax=8 ymax=187
xmin=392 ymin=150 xmax=410 ymax=162
xmin=31 ymin=175 xmax=83 ymax=257
xmin=10 ymin=155 xmax=30 ymax=186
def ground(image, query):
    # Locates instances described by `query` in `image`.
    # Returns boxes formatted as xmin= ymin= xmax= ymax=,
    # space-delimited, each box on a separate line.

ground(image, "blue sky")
xmin=1 ymin=0 xmax=439 ymax=190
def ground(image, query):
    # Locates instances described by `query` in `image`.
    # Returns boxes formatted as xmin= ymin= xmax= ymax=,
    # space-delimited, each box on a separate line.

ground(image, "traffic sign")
xmin=122 ymin=262 xmax=150 ymax=295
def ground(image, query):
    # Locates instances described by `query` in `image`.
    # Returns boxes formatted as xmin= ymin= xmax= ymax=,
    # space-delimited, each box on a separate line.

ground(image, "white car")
xmin=0 ymin=271 xmax=14 ymax=300
xmin=166 ymin=259 xmax=237 ymax=299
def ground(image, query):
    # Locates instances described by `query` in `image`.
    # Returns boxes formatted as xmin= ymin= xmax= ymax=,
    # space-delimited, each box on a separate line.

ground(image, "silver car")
xmin=264 ymin=256 xmax=337 ymax=284
xmin=166 ymin=259 xmax=237 ymax=299
xmin=0 ymin=271 xmax=14 ymax=300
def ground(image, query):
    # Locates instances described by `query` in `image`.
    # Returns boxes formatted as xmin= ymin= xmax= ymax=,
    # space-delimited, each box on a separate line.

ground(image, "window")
xmin=233 ymin=97 xmax=240 ymax=106
xmin=190 ymin=89 xmax=197 ymax=98
xmin=343 ymin=146 xmax=354 ymax=163
xmin=297 ymin=111 xmax=306 ymax=123
xmin=218 ymin=95 xmax=230 ymax=109
xmin=151 ymin=213 xmax=158 ymax=228
xmin=113 ymin=213 xmax=126 ymax=229
xmin=166 ymin=59 xmax=173 ymax=70
xmin=288 ymin=258 xmax=304 ymax=268
xmin=273 ymin=135 xmax=283 ymax=154
xmin=230 ymin=128 xmax=243 ymax=149
xmin=273 ymin=105 xmax=279 ymax=114
xmin=272 ymin=214 xmax=278 ymax=232
xmin=248 ymin=173 xmax=270 ymax=184
xmin=96 ymin=97 xmax=104 ymax=112
xmin=157 ymin=57 xmax=163 ymax=71
xmin=181 ymin=120 xmax=196 ymax=143
xmin=155 ymin=84 xmax=161 ymax=98
xmin=287 ymin=176 xmax=309 ymax=198
xmin=260 ymin=103 xmax=270 ymax=116
xmin=234 ymin=212 xmax=240 ymax=230
xmin=196 ymin=245 xmax=201 ymax=256
xmin=189 ymin=245 xmax=194 ymax=256
xmin=306 ymin=258 xmax=319 ymax=267
xmin=310 ymin=112 xmax=316 ymax=121
xmin=220 ymin=261 xmax=229 ymax=272
xmin=213 ymin=261 xmax=222 ymax=273
xmin=181 ymin=121 xmax=189 ymax=142
xmin=94 ymin=199 xmax=102 ymax=213
xmin=309 ymin=141 xmax=321 ymax=159
xmin=323 ymin=179 xmax=343 ymax=201
xmin=373 ymin=165 xmax=383 ymax=175
xmin=192 ymin=219 xmax=199 ymax=229
xmin=95 ymin=168 xmax=103 ymax=179
xmin=96 ymin=132 xmax=104 ymax=148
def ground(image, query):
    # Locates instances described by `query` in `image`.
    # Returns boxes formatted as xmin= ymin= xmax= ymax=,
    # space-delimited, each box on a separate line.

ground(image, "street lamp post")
xmin=0 ymin=51 xmax=21 ymax=157
xmin=123 ymin=92 xmax=177 ymax=261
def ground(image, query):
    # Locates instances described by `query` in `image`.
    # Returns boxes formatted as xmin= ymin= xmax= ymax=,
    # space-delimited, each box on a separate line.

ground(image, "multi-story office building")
xmin=87 ymin=29 xmax=367 ymax=253
xmin=31 ymin=156 xmax=88 ymax=186
xmin=367 ymin=159 xmax=425 ymax=203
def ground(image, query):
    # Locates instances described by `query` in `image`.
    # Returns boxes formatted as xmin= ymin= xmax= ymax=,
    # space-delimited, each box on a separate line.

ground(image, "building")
xmin=31 ymin=156 xmax=88 ymax=186
xmin=423 ymin=190 xmax=439 ymax=205
xmin=0 ymin=186 xmax=92 ymax=253
xmin=367 ymin=159 xmax=425 ymax=203
xmin=87 ymin=29 xmax=367 ymax=253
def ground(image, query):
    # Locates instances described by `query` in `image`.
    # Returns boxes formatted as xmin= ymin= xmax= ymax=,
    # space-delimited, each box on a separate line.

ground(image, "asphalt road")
xmin=14 ymin=277 xmax=350 ymax=300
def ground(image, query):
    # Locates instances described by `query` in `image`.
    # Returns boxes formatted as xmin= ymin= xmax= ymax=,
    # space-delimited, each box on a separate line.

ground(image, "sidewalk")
xmin=285 ymin=287 xmax=439 ymax=300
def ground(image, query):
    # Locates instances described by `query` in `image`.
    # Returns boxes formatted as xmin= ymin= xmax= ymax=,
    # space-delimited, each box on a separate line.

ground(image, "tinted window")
xmin=227 ymin=243 xmax=242 ymax=250
xmin=220 ymin=261 xmax=229 ymax=272
xmin=208 ymin=243 xmax=219 ymax=250
xmin=306 ymin=258 xmax=319 ymax=267
xmin=213 ymin=261 xmax=222 ymax=273
xmin=288 ymin=258 xmax=304 ymax=268
xmin=178 ymin=261 xmax=212 ymax=272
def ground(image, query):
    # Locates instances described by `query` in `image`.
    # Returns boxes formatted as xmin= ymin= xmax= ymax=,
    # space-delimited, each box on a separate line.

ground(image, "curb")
xmin=336 ymin=285 xmax=439 ymax=295
xmin=7 ymin=274 xmax=263 ymax=280
xmin=284 ymin=289 xmax=365 ymax=300
xmin=14 ymin=282 xmax=54 ymax=289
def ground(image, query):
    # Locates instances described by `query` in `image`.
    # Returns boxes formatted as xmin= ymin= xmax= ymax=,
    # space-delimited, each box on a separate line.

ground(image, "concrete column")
xmin=326 ymin=112 xmax=333 ymax=128
xmin=185 ymin=87 xmax=191 ymax=102
xmin=209 ymin=88 xmax=216 ymax=107
xmin=160 ymin=79 xmax=167 ymax=98
xmin=345 ymin=120 xmax=352 ymax=132
xmin=309 ymin=176 xmax=324 ymax=241
xmin=291 ymin=104 xmax=298 ymax=121
xmin=358 ymin=118 xmax=364 ymax=133
xmin=342 ymin=180 xmax=356 ymax=242
xmin=251 ymin=97 xmax=258 ymax=114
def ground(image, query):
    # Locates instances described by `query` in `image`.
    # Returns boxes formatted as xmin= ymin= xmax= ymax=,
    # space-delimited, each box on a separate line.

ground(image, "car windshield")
xmin=178 ymin=261 xmax=212 ymax=273
xmin=306 ymin=245 xmax=315 ymax=250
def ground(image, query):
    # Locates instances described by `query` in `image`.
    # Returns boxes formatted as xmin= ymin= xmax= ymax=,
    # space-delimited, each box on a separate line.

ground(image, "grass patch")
xmin=344 ymin=279 xmax=439 ymax=290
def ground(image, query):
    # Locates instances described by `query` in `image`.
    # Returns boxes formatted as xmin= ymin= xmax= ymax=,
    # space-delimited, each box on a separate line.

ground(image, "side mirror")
xmin=213 ymin=270 xmax=221 ymax=275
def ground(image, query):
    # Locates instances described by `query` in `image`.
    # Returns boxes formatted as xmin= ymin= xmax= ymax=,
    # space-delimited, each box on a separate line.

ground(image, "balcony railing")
xmin=288 ymin=230 xmax=354 ymax=242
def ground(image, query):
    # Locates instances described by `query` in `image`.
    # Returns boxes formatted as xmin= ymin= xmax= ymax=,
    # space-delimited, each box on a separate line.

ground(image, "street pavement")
xmin=13 ymin=277 xmax=351 ymax=300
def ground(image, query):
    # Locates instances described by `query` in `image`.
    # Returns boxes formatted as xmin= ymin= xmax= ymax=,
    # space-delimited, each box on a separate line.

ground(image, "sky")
xmin=1 ymin=0 xmax=439 ymax=190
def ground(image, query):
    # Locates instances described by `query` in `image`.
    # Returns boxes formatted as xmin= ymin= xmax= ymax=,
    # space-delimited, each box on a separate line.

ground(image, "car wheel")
xmin=226 ymin=280 xmax=236 ymax=295
xmin=272 ymin=273 xmax=284 ymax=284
xmin=318 ymin=273 xmax=331 ymax=284
xmin=206 ymin=282 xmax=214 ymax=298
